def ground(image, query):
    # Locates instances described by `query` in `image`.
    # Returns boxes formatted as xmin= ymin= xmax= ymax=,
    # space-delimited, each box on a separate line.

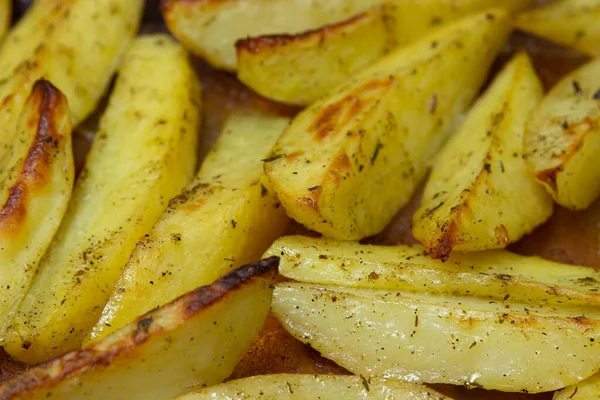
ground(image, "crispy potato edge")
xmin=235 ymin=10 xmax=372 ymax=55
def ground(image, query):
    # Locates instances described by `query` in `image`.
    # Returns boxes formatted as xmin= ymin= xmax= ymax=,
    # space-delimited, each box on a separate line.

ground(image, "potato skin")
xmin=412 ymin=53 xmax=552 ymax=259
xmin=525 ymin=57 xmax=600 ymax=210
xmin=264 ymin=10 xmax=510 ymax=240
xmin=4 ymin=35 xmax=202 ymax=364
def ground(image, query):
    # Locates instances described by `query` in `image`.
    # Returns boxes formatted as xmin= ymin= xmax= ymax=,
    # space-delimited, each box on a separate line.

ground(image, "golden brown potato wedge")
xmin=273 ymin=282 xmax=600 ymax=393
xmin=4 ymin=35 xmax=202 ymax=365
xmin=266 ymin=235 xmax=600 ymax=307
xmin=161 ymin=0 xmax=377 ymax=70
xmin=0 ymin=0 xmax=143 ymax=123
xmin=524 ymin=57 xmax=600 ymax=210
xmin=554 ymin=372 xmax=600 ymax=399
xmin=0 ymin=258 xmax=278 ymax=400
xmin=177 ymin=374 xmax=454 ymax=400
xmin=237 ymin=0 xmax=536 ymax=105
xmin=264 ymin=10 xmax=510 ymax=240
xmin=412 ymin=53 xmax=552 ymax=259
xmin=87 ymin=111 xmax=289 ymax=343
xmin=0 ymin=80 xmax=73 ymax=341
xmin=515 ymin=0 xmax=600 ymax=57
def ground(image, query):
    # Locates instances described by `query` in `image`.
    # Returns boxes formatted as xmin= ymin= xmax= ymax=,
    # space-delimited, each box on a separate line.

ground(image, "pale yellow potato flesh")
xmin=412 ymin=53 xmax=552 ymax=259
xmin=161 ymin=0 xmax=379 ymax=71
xmin=0 ymin=0 xmax=143 ymax=124
xmin=554 ymin=372 xmax=600 ymax=399
xmin=87 ymin=111 xmax=290 ymax=343
xmin=266 ymin=235 xmax=600 ymax=307
xmin=264 ymin=10 xmax=510 ymax=240
xmin=515 ymin=0 xmax=600 ymax=57
xmin=237 ymin=0 xmax=536 ymax=106
xmin=0 ymin=80 xmax=73 ymax=342
xmin=3 ymin=35 xmax=202 ymax=365
xmin=273 ymin=282 xmax=600 ymax=393
xmin=177 ymin=374 xmax=454 ymax=400
xmin=0 ymin=259 xmax=277 ymax=400
xmin=525 ymin=57 xmax=600 ymax=210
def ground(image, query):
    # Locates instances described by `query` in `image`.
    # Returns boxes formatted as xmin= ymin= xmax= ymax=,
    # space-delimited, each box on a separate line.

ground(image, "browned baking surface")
xmin=0 ymin=11 xmax=597 ymax=400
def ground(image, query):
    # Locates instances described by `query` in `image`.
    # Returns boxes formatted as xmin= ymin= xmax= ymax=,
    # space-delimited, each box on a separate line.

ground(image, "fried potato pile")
xmin=0 ymin=0 xmax=599 ymax=399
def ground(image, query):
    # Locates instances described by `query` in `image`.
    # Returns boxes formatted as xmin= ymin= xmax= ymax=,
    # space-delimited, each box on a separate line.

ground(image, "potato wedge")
xmin=161 ymin=0 xmax=378 ymax=71
xmin=0 ymin=80 xmax=73 ymax=341
xmin=266 ymin=235 xmax=600 ymax=307
xmin=0 ymin=0 xmax=143 ymax=123
xmin=237 ymin=0 xmax=535 ymax=106
xmin=4 ymin=35 xmax=202 ymax=364
xmin=87 ymin=111 xmax=289 ymax=343
xmin=0 ymin=258 xmax=278 ymax=400
xmin=515 ymin=0 xmax=600 ymax=57
xmin=273 ymin=282 xmax=600 ymax=393
xmin=524 ymin=57 xmax=600 ymax=210
xmin=264 ymin=10 xmax=510 ymax=240
xmin=176 ymin=374 xmax=454 ymax=400
xmin=236 ymin=10 xmax=389 ymax=106
xmin=554 ymin=372 xmax=600 ymax=399
xmin=412 ymin=53 xmax=552 ymax=259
